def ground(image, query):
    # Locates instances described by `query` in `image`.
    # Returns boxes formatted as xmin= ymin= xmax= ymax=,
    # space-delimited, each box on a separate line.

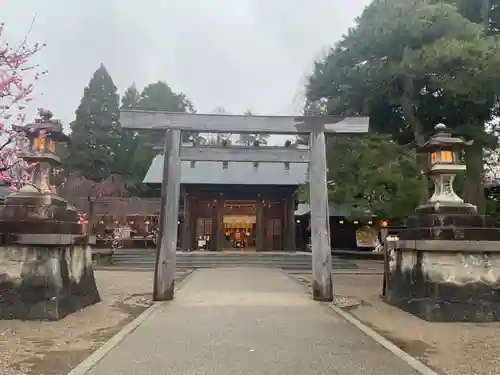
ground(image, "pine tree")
xmin=66 ymin=64 xmax=120 ymax=181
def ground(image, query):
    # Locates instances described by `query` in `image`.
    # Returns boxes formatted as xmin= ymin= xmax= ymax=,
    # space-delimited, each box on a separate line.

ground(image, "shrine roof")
xmin=144 ymin=154 xmax=308 ymax=186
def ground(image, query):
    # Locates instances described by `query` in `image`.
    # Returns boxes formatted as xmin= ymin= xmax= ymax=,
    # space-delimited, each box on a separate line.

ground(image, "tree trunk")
xmin=401 ymin=74 xmax=429 ymax=205
xmin=482 ymin=0 xmax=491 ymax=33
xmin=465 ymin=142 xmax=486 ymax=213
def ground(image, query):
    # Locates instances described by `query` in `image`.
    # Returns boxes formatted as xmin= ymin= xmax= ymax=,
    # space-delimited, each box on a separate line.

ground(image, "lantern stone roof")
xmin=419 ymin=124 xmax=468 ymax=151
xmin=14 ymin=109 xmax=69 ymax=142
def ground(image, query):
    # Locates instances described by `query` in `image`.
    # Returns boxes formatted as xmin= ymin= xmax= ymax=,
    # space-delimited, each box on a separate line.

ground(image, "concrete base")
xmin=0 ymin=244 xmax=101 ymax=320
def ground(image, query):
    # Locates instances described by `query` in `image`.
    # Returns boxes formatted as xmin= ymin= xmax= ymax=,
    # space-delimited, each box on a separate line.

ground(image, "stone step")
xmin=111 ymin=250 xmax=359 ymax=270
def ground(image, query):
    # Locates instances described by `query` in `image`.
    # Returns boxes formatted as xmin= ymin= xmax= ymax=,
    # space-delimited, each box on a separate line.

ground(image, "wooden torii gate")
xmin=120 ymin=111 xmax=369 ymax=302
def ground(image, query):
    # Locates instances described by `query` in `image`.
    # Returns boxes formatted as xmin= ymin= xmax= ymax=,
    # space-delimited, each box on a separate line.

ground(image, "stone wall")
xmin=0 ymin=244 xmax=100 ymax=320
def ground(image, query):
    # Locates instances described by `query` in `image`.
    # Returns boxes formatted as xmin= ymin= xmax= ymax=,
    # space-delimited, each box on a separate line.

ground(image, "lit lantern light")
xmin=420 ymin=123 xmax=469 ymax=205
xmin=145 ymin=221 xmax=151 ymax=225
xmin=339 ymin=220 xmax=344 ymax=224
xmin=353 ymin=220 xmax=359 ymax=224
xmin=296 ymin=219 xmax=301 ymax=224
xmin=368 ymin=220 xmax=373 ymax=225
xmin=15 ymin=109 xmax=69 ymax=195
xmin=380 ymin=220 xmax=389 ymax=227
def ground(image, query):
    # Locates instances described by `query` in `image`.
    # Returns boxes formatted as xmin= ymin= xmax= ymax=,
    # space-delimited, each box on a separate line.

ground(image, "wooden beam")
xmin=153 ymin=128 xmax=182 ymax=301
xmin=309 ymin=131 xmax=333 ymax=302
xmin=120 ymin=110 xmax=369 ymax=134
xmin=256 ymin=200 xmax=264 ymax=252
xmin=179 ymin=146 xmax=310 ymax=163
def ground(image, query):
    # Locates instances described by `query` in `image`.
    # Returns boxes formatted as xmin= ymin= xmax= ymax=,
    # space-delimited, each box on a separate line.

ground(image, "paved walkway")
xmin=83 ymin=268 xmax=419 ymax=375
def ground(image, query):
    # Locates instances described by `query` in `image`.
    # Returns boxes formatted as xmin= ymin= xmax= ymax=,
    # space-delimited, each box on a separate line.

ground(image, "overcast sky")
xmin=2 ymin=0 xmax=370 ymax=127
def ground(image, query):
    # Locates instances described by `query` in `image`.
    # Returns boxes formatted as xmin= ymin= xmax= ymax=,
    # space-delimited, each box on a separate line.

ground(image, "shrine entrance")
xmin=120 ymin=110 xmax=369 ymax=302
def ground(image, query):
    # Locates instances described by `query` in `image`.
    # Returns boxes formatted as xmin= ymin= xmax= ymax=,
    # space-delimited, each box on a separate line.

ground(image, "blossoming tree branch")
xmin=0 ymin=22 xmax=46 ymax=190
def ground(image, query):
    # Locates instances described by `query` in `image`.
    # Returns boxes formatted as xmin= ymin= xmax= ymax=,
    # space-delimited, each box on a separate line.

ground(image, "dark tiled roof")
xmin=295 ymin=203 xmax=357 ymax=217
xmin=70 ymin=197 xmax=161 ymax=216
xmin=144 ymin=154 xmax=308 ymax=186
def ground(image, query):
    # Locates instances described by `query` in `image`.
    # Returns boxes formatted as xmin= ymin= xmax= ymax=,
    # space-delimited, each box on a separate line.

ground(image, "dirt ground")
xmin=0 ymin=270 xmax=189 ymax=375
xmin=4 ymin=263 xmax=500 ymax=375
xmin=295 ymin=270 xmax=500 ymax=375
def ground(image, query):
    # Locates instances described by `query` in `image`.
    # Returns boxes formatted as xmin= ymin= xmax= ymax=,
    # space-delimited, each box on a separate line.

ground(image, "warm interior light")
xmin=49 ymin=140 xmax=56 ymax=153
xmin=38 ymin=136 xmax=46 ymax=151
xmin=296 ymin=219 xmax=300 ymax=223
xmin=431 ymin=151 xmax=438 ymax=164
xmin=441 ymin=150 xmax=453 ymax=162
xmin=381 ymin=220 xmax=388 ymax=227
xmin=339 ymin=220 xmax=344 ymax=224
xmin=145 ymin=221 xmax=150 ymax=225
xmin=32 ymin=137 xmax=39 ymax=150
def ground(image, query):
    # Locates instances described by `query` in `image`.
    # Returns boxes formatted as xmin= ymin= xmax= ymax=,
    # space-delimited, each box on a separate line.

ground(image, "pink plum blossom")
xmin=0 ymin=22 xmax=46 ymax=189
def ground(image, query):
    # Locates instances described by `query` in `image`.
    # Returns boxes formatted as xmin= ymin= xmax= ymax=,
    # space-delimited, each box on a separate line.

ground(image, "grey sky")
xmin=2 ymin=0 xmax=370 ymax=127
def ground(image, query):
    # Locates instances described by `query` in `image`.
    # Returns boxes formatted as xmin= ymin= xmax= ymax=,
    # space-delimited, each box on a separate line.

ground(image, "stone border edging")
xmin=283 ymin=271 xmax=439 ymax=375
xmin=66 ymin=270 xmax=197 ymax=375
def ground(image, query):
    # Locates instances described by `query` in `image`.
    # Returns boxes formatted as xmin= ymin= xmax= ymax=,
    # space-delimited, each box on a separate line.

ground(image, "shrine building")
xmin=144 ymin=154 xmax=308 ymax=251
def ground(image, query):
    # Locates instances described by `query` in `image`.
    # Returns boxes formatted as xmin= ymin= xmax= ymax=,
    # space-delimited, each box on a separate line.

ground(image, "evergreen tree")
xmin=306 ymin=0 xmax=500 ymax=211
xmin=118 ymin=81 xmax=196 ymax=190
xmin=66 ymin=64 xmax=120 ymax=181
xmin=113 ymin=84 xmax=141 ymax=179
xmin=121 ymin=83 xmax=141 ymax=109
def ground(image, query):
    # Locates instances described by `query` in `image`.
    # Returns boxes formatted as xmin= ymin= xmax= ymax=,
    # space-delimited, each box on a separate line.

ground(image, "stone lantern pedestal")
xmin=386 ymin=124 xmax=500 ymax=322
xmin=0 ymin=110 xmax=100 ymax=320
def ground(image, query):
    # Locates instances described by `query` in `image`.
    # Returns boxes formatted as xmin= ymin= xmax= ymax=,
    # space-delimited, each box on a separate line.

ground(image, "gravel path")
xmin=293 ymin=272 xmax=500 ymax=375
xmin=84 ymin=268 xmax=419 ymax=375
xmin=0 ymin=270 xmax=188 ymax=375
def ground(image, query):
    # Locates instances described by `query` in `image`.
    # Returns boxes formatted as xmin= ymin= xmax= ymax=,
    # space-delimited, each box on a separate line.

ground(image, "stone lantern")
xmin=385 ymin=123 xmax=500 ymax=323
xmin=16 ymin=109 xmax=69 ymax=195
xmin=418 ymin=123 xmax=474 ymax=210
xmin=0 ymin=110 xmax=100 ymax=321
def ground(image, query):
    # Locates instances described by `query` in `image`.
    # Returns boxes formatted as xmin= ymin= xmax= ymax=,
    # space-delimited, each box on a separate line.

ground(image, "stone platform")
xmin=0 ymin=193 xmax=100 ymax=320
xmin=0 ymin=242 xmax=100 ymax=320
xmin=386 ymin=206 xmax=500 ymax=322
